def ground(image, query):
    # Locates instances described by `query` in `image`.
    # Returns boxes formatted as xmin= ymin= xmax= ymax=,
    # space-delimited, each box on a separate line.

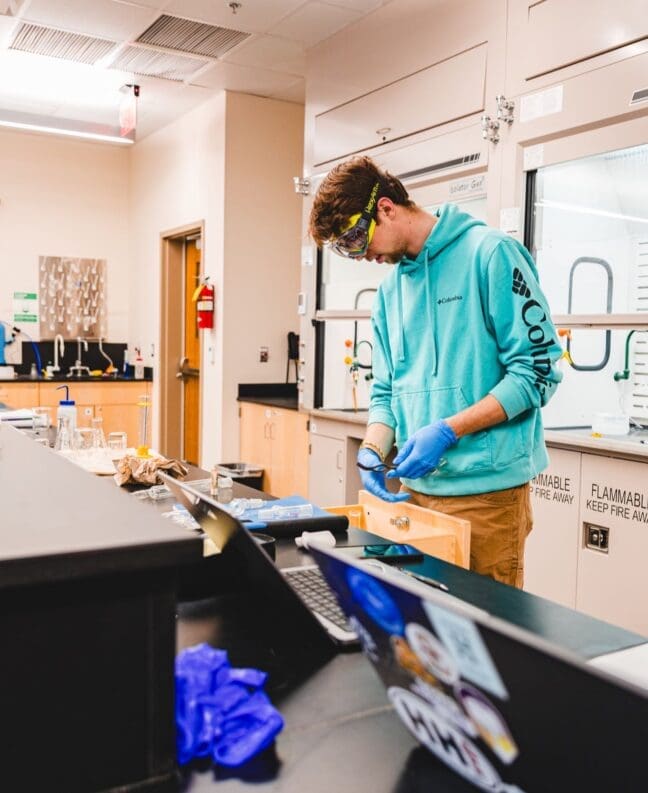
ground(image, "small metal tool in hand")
xmin=356 ymin=460 xmax=398 ymax=473
xmin=357 ymin=458 xmax=447 ymax=475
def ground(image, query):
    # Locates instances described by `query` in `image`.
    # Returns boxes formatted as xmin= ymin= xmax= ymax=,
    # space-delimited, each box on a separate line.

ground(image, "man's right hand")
xmin=357 ymin=447 xmax=410 ymax=503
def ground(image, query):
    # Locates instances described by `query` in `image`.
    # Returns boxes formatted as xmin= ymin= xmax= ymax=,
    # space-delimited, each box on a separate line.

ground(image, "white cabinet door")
xmin=526 ymin=448 xmax=582 ymax=607
xmin=308 ymin=433 xmax=345 ymax=508
xmin=577 ymin=455 xmax=648 ymax=635
xmin=507 ymin=0 xmax=648 ymax=93
xmin=313 ymin=44 xmax=487 ymax=166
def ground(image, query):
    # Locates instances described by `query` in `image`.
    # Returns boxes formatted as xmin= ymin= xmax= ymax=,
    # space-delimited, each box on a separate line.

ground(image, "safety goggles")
xmin=329 ymin=181 xmax=380 ymax=258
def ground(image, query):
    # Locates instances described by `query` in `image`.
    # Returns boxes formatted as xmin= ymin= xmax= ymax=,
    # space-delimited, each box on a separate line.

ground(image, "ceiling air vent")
xmin=397 ymin=153 xmax=481 ymax=182
xmin=630 ymin=87 xmax=648 ymax=106
xmin=109 ymin=45 xmax=208 ymax=82
xmin=136 ymin=14 xmax=249 ymax=58
xmin=10 ymin=22 xmax=115 ymax=64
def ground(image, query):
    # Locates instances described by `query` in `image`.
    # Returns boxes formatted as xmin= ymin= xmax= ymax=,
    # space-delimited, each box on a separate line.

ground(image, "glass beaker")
xmin=107 ymin=431 xmax=127 ymax=459
xmin=54 ymin=415 xmax=73 ymax=453
xmin=73 ymin=427 xmax=96 ymax=461
xmin=31 ymin=407 xmax=52 ymax=434
xmin=136 ymin=393 xmax=152 ymax=458
xmin=91 ymin=416 xmax=107 ymax=449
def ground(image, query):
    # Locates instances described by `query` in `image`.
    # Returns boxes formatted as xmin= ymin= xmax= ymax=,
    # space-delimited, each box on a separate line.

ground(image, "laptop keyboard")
xmin=282 ymin=565 xmax=355 ymax=639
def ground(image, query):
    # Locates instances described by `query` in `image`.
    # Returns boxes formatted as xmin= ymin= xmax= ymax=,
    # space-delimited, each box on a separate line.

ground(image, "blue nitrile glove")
xmin=387 ymin=420 xmax=457 ymax=480
xmin=357 ymin=446 xmax=410 ymax=503
xmin=175 ymin=643 xmax=284 ymax=768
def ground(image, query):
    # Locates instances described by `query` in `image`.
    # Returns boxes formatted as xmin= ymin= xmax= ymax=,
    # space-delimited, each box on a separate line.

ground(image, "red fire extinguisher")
xmin=193 ymin=277 xmax=215 ymax=330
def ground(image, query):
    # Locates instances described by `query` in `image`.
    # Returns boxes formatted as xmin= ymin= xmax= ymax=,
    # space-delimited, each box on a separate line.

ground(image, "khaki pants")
xmin=403 ymin=483 xmax=533 ymax=588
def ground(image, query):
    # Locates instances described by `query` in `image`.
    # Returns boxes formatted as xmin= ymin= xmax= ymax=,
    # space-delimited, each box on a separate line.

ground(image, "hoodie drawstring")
xmin=396 ymin=267 xmax=406 ymax=362
xmin=423 ymin=249 xmax=437 ymax=376
xmin=396 ymin=249 xmax=437 ymax=373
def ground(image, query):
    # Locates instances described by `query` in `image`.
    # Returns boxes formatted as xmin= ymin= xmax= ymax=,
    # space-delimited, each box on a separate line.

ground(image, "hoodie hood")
xmin=394 ymin=204 xmax=486 ymax=365
xmin=399 ymin=203 xmax=486 ymax=272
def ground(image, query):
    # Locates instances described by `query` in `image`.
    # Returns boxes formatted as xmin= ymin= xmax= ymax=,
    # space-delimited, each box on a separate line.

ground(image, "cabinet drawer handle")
xmin=390 ymin=516 xmax=410 ymax=531
xmin=336 ymin=449 xmax=343 ymax=469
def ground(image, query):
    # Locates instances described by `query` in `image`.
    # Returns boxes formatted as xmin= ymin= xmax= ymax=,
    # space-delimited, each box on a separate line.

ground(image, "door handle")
xmin=176 ymin=356 xmax=200 ymax=379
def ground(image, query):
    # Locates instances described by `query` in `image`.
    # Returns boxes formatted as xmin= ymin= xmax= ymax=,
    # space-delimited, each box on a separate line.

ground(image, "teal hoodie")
xmin=369 ymin=203 xmax=562 ymax=496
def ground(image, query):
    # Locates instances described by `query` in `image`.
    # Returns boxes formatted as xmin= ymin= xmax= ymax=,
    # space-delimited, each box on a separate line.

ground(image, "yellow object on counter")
xmin=90 ymin=369 xmax=103 ymax=377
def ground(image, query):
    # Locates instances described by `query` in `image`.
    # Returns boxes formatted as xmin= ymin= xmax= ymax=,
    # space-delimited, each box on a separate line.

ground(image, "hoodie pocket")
xmin=391 ymin=387 xmax=492 ymax=475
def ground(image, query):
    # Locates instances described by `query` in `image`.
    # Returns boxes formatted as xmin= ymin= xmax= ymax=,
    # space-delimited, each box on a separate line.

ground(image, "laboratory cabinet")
xmin=308 ymin=431 xmax=346 ymax=508
xmin=528 ymin=446 xmax=648 ymax=636
xmin=506 ymin=0 xmax=648 ymax=97
xmin=307 ymin=414 xmax=366 ymax=507
xmin=577 ymin=454 xmax=648 ymax=635
xmin=313 ymin=44 xmax=488 ymax=166
xmin=306 ymin=0 xmax=506 ymax=169
xmin=0 ymin=382 xmax=38 ymax=409
xmin=526 ymin=448 xmax=582 ymax=608
xmin=37 ymin=381 xmax=151 ymax=444
xmin=239 ymin=402 xmax=309 ymax=498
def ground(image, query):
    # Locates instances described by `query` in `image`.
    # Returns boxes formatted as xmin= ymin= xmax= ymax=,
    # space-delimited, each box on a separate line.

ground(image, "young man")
xmin=309 ymin=156 xmax=562 ymax=587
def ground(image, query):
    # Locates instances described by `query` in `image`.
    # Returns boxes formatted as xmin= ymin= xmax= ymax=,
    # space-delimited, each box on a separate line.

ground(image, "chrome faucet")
xmin=52 ymin=334 xmax=65 ymax=373
xmin=68 ymin=337 xmax=90 ymax=377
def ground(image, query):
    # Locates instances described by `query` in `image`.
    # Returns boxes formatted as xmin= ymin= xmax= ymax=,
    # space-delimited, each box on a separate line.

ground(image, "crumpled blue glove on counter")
xmin=357 ymin=447 xmax=410 ymax=504
xmin=175 ymin=643 xmax=284 ymax=767
xmin=387 ymin=419 xmax=457 ymax=480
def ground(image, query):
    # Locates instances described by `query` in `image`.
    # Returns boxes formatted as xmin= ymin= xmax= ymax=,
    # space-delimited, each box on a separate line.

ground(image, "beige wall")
xmin=0 ymin=128 xmax=131 ymax=342
xmin=129 ymin=91 xmax=303 ymax=465
xmin=222 ymin=92 xmax=304 ymax=459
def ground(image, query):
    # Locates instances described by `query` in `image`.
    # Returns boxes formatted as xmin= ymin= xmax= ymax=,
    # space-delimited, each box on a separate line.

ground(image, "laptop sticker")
xmin=405 ymin=622 xmax=459 ymax=686
xmin=346 ymin=567 xmax=404 ymax=635
xmin=388 ymin=686 xmax=524 ymax=793
xmin=392 ymin=635 xmax=435 ymax=684
xmin=456 ymin=683 xmax=519 ymax=765
xmin=423 ymin=602 xmax=509 ymax=700
xmin=348 ymin=615 xmax=379 ymax=662
xmin=410 ymin=678 xmax=477 ymax=736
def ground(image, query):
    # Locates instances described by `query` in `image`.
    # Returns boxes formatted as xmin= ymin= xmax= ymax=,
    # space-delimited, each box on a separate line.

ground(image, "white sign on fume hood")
xmin=519 ymin=85 xmax=563 ymax=123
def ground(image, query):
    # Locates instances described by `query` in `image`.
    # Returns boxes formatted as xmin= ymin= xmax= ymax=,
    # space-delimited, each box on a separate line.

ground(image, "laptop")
xmin=309 ymin=544 xmax=648 ymax=793
xmin=159 ymin=473 xmax=357 ymax=646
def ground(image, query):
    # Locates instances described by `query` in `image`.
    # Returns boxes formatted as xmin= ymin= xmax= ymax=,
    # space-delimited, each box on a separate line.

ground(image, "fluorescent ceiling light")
xmin=0 ymin=116 xmax=133 ymax=144
xmin=536 ymin=199 xmax=648 ymax=226
xmin=0 ymin=109 xmax=134 ymax=144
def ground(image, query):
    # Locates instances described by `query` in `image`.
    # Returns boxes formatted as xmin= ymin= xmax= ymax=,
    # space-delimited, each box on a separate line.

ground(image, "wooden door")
xmin=183 ymin=239 xmax=201 ymax=464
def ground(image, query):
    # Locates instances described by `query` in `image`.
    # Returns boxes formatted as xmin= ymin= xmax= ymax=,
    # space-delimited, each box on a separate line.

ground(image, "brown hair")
xmin=308 ymin=156 xmax=414 ymax=246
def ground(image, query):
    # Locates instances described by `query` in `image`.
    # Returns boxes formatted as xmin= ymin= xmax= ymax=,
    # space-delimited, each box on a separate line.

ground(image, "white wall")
xmin=0 ymin=128 xmax=130 ymax=344
xmin=130 ymin=91 xmax=303 ymax=465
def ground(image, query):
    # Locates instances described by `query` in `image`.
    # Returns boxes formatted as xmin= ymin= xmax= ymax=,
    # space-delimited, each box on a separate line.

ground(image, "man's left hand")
xmin=387 ymin=420 xmax=457 ymax=480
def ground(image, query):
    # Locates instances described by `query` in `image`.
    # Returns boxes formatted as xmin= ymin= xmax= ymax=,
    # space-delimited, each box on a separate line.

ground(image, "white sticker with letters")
xmin=423 ymin=603 xmax=509 ymax=700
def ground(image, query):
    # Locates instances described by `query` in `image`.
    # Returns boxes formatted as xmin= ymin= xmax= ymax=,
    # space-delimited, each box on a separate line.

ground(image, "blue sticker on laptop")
xmin=346 ymin=567 xmax=404 ymax=636
xmin=422 ymin=602 xmax=509 ymax=700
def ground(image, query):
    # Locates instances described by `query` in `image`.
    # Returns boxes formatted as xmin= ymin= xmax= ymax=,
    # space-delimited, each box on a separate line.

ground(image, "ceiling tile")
xmin=162 ymin=0 xmax=306 ymax=35
xmin=20 ymin=0 xmax=158 ymax=41
xmin=322 ymin=0 xmax=385 ymax=11
xmin=0 ymin=14 xmax=19 ymax=46
xmin=268 ymin=78 xmax=305 ymax=104
xmin=271 ymin=1 xmax=361 ymax=47
xmin=190 ymin=59 xmax=303 ymax=96
xmin=223 ymin=34 xmax=305 ymax=76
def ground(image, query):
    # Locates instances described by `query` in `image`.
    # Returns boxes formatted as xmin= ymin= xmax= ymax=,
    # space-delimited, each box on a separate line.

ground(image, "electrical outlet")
xmin=584 ymin=522 xmax=610 ymax=553
xmin=259 ymin=346 xmax=269 ymax=363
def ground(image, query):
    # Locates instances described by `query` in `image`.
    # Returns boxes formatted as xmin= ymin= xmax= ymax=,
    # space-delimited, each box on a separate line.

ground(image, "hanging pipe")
xmin=614 ymin=330 xmax=648 ymax=381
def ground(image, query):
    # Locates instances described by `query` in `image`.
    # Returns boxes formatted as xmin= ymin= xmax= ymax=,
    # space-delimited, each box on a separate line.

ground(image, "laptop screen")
xmin=311 ymin=545 xmax=648 ymax=793
xmin=160 ymin=474 xmax=337 ymax=689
